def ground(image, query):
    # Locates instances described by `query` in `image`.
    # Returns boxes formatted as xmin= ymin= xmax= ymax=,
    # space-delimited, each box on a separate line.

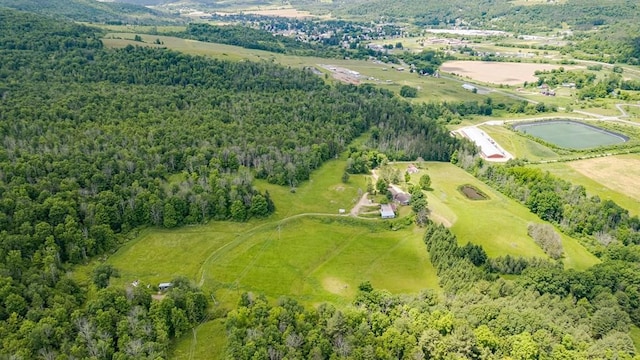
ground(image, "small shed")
xmin=158 ymin=282 xmax=172 ymax=291
xmin=380 ymin=204 xmax=395 ymax=219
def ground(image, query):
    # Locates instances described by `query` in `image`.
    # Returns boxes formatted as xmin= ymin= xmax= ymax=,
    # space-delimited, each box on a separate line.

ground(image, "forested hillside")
xmin=0 ymin=9 xmax=472 ymax=358
xmin=0 ymin=0 xmax=180 ymax=24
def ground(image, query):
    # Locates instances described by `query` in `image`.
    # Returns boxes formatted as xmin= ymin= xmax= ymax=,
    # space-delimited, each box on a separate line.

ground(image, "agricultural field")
xmin=407 ymin=162 xmax=598 ymax=270
xmin=201 ymin=216 xmax=438 ymax=306
xmin=535 ymin=154 xmax=640 ymax=216
xmin=440 ymin=60 xmax=580 ymax=86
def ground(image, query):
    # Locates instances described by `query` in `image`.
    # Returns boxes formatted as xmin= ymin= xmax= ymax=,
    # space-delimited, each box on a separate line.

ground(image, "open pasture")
xmin=105 ymin=157 xmax=439 ymax=308
xmin=513 ymin=120 xmax=628 ymax=149
xmin=415 ymin=162 xmax=599 ymax=270
xmin=440 ymin=60 xmax=578 ymax=85
xmin=202 ymin=217 xmax=439 ymax=306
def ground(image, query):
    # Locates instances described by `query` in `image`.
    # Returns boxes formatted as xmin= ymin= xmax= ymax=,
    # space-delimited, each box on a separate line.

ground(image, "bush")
xmin=400 ymin=85 xmax=418 ymax=98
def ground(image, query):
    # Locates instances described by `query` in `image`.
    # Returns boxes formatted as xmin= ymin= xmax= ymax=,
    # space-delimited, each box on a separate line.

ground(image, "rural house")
xmin=388 ymin=187 xmax=412 ymax=205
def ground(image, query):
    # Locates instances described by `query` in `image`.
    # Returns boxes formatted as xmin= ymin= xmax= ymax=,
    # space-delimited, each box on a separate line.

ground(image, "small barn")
xmin=387 ymin=187 xmax=412 ymax=206
xmin=380 ymin=204 xmax=395 ymax=219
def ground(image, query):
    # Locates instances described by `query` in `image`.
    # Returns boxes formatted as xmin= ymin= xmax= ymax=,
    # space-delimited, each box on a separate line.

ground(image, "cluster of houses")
xmin=379 ymin=165 xmax=416 ymax=219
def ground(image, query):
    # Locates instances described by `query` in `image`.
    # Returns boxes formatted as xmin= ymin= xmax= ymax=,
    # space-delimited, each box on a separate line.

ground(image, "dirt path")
xmin=615 ymin=103 xmax=640 ymax=119
xmin=351 ymin=192 xmax=373 ymax=216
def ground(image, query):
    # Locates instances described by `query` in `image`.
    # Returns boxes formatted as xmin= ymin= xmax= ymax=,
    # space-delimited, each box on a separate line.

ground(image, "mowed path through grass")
xmin=419 ymin=162 xmax=599 ymax=270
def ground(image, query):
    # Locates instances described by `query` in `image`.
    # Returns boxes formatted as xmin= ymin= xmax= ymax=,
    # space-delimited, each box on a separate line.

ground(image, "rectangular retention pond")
xmin=513 ymin=120 xmax=628 ymax=149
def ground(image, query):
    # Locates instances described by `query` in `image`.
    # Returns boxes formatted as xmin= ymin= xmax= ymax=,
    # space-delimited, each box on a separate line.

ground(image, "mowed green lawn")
xmin=414 ymin=162 xmax=599 ymax=270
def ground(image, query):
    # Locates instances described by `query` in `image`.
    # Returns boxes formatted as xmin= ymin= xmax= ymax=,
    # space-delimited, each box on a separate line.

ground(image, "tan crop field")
xmin=440 ymin=60 xmax=578 ymax=85
xmin=567 ymin=155 xmax=640 ymax=202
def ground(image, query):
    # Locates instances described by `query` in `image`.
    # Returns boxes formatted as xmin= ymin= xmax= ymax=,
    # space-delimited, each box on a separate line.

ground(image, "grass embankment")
xmin=480 ymin=124 xmax=560 ymax=161
xmin=413 ymin=162 xmax=599 ymax=270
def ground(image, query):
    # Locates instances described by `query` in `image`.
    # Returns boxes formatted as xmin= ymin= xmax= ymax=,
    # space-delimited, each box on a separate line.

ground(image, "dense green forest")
xmin=0 ymin=8 xmax=476 ymax=358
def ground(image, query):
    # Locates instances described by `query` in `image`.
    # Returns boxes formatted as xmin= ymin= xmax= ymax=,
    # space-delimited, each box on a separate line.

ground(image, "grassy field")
xmin=534 ymin=154 xmax=640 ymax=216
xmin=171 ymin=319 xmax=227 ymax=360
xmin=412 ymin=162 xmax=599 ymax=270
xmin=201 ymin=217 xmax=439 ymax=306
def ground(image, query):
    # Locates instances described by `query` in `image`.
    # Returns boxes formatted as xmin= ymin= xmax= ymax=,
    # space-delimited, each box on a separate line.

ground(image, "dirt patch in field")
xmin=458 ymin=184 xmax=488 ymax=200
xmin=322 ymin=277 xmax=350 ymax=295
xmin=568 ymin=156 xmax=640 ymax=201
xmin=440 ymin=60 xmax=578 ymax=85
